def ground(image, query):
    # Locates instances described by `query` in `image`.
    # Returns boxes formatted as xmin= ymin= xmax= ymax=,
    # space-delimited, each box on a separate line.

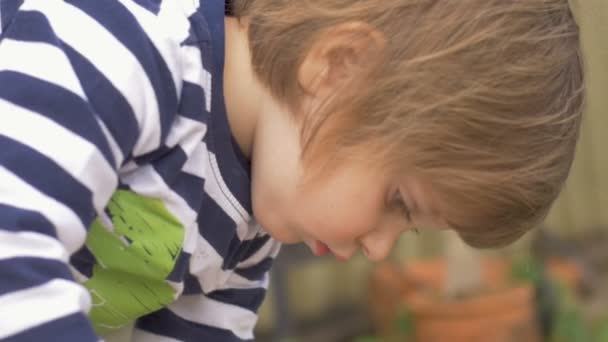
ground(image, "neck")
xmin=223 ymin=16 xmax=264 ymax=159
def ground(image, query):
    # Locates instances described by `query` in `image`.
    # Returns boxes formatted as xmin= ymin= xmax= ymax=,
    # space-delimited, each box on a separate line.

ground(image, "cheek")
xmin=303 ymin=195 xmax=381 ymax=242
xmin=294 ymin=165 xmax=387 ymax=242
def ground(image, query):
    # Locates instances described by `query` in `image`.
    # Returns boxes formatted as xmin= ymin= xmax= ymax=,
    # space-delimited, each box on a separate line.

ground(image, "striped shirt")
xmin=0 ymin=0 xmax=281 ymax=341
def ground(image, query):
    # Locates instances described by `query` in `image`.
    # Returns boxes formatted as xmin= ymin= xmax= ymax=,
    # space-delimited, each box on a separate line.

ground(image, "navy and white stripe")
xmin=0 ymin=0 xmax=23 ymax=37
xmin=0 ymin=0 xmax=279 ymax=341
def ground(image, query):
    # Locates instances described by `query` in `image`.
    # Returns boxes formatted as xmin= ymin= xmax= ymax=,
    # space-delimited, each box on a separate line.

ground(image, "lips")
xmin=312 ymin=241 xmax=350 ymax=261
xmin=314 ymin=241 xmax=330 ymax=256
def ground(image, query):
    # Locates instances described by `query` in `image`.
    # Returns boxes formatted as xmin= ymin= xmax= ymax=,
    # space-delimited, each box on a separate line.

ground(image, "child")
xmin=0 ymin=0 xmax=583 ymax=341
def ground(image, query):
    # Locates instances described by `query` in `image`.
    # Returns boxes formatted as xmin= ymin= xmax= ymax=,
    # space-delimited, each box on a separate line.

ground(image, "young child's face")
xmin=278 ymin=162 xmax=446 ymax=262
xmin=250 ymin=101 xmax=448 ymax=262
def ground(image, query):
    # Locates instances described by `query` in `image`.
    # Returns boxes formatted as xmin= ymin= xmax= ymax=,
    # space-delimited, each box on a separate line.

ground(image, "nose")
xmin=360 ymin=231 xmax=400 ymax=262
xmin=361 ymin=243 xmax=391 ymax=262
xmin=359 ymin=217 xmax=405 ymax=262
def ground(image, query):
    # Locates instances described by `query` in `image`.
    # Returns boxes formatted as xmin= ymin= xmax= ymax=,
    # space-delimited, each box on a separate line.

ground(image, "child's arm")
xmin=0 ymin=1 xmax=180 ymax=340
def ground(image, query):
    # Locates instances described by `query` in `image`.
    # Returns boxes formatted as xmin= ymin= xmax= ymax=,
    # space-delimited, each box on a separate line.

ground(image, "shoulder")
xmin=8 ymin=0 xmax=195 ymax=75
xmin=0 ymin=0 xmax=211 ymax=157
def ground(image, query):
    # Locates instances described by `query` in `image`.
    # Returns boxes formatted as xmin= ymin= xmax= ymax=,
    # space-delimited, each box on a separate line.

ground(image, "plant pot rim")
xmin=403 ymin=283 xmax=534 ymax=318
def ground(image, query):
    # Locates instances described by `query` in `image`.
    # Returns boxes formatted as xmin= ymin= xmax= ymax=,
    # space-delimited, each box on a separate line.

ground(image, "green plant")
xmin=394 ymin=306 xmax=415 ymax=338
xmin=592 ymin=318 xmax=608 ymax=342
xmin=510 ymin=258 xmax=543 ymax=285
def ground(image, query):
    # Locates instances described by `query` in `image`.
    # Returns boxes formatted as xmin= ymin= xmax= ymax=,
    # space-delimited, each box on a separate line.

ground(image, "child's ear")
xmin=298 ymin=22 xmax=386 ymax=98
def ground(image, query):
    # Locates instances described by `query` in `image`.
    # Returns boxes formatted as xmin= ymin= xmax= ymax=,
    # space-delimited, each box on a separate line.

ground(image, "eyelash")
xmin=392 ymin=191 xmax=412 ymax=223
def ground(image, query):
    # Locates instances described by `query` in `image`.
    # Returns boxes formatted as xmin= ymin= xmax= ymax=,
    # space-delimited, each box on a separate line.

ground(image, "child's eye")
xmin=392 ymin=191 xmax=412 ymax=223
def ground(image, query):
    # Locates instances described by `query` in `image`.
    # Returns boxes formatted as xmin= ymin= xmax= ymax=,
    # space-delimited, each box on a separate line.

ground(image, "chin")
xmin=261 ymin=224 xmax=300 ymax=244
xmin=253 ymin=211 xmax=298 ymax=244
xmin=252 ymin=203 xmax=295 ymax=243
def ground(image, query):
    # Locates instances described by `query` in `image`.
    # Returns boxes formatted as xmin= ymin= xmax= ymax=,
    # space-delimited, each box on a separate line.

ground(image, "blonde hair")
xmin=232 ymin=0 xmax=585 ymax=248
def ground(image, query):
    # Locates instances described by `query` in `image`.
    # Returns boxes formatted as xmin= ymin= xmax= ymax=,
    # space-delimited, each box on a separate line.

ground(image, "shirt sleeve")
xmin=132 ymin=237 xmax=281 ymax=341
xmin=0 ymin=1 xmax=180 ymax=340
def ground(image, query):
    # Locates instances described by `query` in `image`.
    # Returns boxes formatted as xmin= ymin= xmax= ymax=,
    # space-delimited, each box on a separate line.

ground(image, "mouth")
xmin=313 ymin=241 xmax=330 ymax=257
xmin=311 ymin=241 xmax=349 ymax=261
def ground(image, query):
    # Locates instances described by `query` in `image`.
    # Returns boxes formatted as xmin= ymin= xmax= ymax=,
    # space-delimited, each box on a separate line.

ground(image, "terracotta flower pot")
xmin=369 ymin=262 xmax=411 ymax=337
xmin=369 ymin=259 xmax=542 ymax=342
xmin=405 ymin=284 xmax=539 ymax=342
xmin=405 ymin=259 xmax=540 ymax=342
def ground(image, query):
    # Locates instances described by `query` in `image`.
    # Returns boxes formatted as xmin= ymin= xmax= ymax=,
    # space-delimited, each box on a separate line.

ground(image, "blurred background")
xmin=254 ymin=6 xmax=608 ymax=342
